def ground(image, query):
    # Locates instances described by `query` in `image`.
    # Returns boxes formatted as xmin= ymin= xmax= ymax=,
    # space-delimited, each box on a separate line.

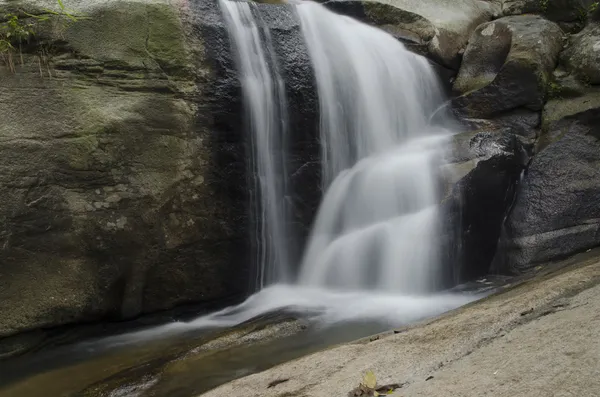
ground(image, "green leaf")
xmin=57 ymin=0 xmax=65 ymax=11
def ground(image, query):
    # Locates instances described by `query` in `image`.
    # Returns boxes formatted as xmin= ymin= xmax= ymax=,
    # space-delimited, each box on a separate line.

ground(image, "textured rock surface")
xmin=441 ymin=130 xmax=527 ymax=281
xmin=560 ymin=20 xmax=600 ymax=84
xmin=321 ymin=0 xmax=499 ymax=69
xmin=453 ymin=15 xmax=563 ymax=122
xmin=0 ymin=0 xmax=251 ymax=345
xmin=257 ymin=3 xmax=321 ymax=266
xmin=0 ymin=0 xmax=321 ymax=352
xmin=493 ymin=91 xmax=600 ymax=273
xmin=503 ymin=0 xmax=596 ymax=29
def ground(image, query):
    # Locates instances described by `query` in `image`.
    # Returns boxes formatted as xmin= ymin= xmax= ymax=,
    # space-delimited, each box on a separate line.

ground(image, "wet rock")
xmin=442 ymin=130 xmax=528 ymax=281
xmin=453 ymin=15 xmax=564 ymax=119
xmin=492 ymin=91 xmax=600 ymax=273
xmin=0 ymin=0 xmax=322 ymax=355
xmin=257 ymin=3 xmax=321 ymax=266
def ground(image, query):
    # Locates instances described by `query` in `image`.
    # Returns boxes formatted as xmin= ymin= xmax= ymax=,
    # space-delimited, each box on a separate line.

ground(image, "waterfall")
xmin=296 ymin=1 xmax=450 ymax=293
xmin=221 ymin=0 xmax=451 ymax=293
xmin=105 ymin=0 xmax=476 ymax=347
xmin=220 ymin=0 xmax=292 ymax=288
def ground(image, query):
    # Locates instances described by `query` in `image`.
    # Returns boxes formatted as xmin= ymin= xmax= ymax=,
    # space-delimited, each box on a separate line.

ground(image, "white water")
xmin=297 ymin=2 xmax=450 ymax=293
xmin=94 ymin=286 xmax=474 ymax=348
xmin=221 ymin=0 xmax=292 ymax=287
xmin=93 ymin=1 xmax=474 ymax=348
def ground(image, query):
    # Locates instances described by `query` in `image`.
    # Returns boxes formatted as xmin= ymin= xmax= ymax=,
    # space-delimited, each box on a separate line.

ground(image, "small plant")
xmin=575 ymin=1 xmax=599 ymax=23
xmin=0 ymin=14 xmax=36 ymax=71
xmin=547 ymin=81 xmax=562 ymax=100
xmin=0 ymin=0 xmax=84 ymax=74
xmin=539 ymin=0 xmax=550 ymax=12
xmin=348 ymin=371 xmax=402 ymax=397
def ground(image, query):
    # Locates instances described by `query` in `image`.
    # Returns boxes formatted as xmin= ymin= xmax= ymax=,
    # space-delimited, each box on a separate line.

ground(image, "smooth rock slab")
xmin=199 ymin=256 xmax=600 ymax=397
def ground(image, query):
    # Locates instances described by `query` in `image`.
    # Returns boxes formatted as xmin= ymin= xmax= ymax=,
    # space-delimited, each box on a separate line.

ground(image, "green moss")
xmin=63 ymin=2 xmax=191 ymax=77
xmin=146 ymin=4 xmax=191 ymax=76
xmin=547 ymin=80 xmax=563 ymax=99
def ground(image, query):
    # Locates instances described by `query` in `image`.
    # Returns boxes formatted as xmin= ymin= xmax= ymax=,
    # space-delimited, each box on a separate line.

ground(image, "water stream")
xmin=221 ymin=0 xmax=293 ymax=287
xmin=296 ymin=2 xmax=450 ymax=292
xmin=0 ymin=1 xmax=482 ymax=395
xmin=93 ymin=0 xmax=471 ymax=347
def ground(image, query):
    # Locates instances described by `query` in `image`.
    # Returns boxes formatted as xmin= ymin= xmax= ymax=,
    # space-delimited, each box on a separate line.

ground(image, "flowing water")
xmin=102 ymin=0 xmax=467 ymax=341
xmin=297 ymin=2 xmax=450 ymax=293
xmin=0 ymin=2 xmax=483 ymax=396
xmin=221 ymin=0 xmax=292 ymax=287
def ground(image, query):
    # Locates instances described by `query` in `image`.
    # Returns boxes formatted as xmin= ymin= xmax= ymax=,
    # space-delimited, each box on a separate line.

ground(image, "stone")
xmin=503 ymin=0 xmax=596 ymax=30
xmin=0 ymin=0 xmax=253 ymax=350
xmin=441 ymin=130 xmax=528 ymax=281
xmin=197 ymin=259 xmax=600 ymax=397
xmin=453 ymin=15 xmax=564 ymax=119
xmin=560 ymin=20 xmax=600 ymax=85
xmin=492 ymin=90 xmax=600 ymax=273
xmin=320 ymin=0 xmax=499 ymax=69
xmin=0 ymin=0 xmax=322 ymax=355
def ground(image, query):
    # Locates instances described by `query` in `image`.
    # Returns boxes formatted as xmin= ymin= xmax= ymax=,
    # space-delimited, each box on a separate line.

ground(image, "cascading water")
xmin=103 ymin=0 xmax=478 ymax=347
xmin=296 ymin=2 xmax=449 ymax=293
xmin=220 ymin=0 xmax=292 ymax=288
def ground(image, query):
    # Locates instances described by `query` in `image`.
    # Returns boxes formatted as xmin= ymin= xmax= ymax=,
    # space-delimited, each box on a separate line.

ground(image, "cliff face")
xmin=0 ymin=0 xmax=251 ymax=348
xmin=0 ymin=0 xmax=321 ymax=356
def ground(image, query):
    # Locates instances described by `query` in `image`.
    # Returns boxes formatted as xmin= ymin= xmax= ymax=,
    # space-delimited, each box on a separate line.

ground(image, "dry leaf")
xmin=362 ymin=371 xmax=377 ymax=389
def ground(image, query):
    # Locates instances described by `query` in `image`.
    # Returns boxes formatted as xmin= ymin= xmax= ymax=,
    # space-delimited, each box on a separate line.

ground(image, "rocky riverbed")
xmin=202 ymin=251 xmax=600 ymax=397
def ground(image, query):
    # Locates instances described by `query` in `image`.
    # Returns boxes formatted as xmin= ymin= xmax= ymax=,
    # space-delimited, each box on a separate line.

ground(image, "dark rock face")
xmin=442 ymin=131 xmax=528 ymax=282
xmin=503 ymin=0 xmax=596 ymax=31
xmin=256 ymin=3 xmax=321 ymax=274
xmin=493 ymin=93 xmax=600 ymax=273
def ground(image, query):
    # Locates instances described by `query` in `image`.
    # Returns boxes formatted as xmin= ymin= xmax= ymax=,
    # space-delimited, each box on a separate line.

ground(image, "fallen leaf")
xmin=362 ymin=371 xmax=377 ymax=389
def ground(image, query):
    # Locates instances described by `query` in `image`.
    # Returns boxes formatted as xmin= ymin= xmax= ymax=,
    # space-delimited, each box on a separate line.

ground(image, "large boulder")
xmin=320 ymin=0 xmax=499 ymax=70
xmin=440 ymin=130 xmax=528 ymax=283
xmin=453 ymin=15 xmax=564 ymax=126
xmin=560 ymin=19 xmax=600 ymax=84
xmin=493 ymin=91 xmax=600 ymax=273
xmin=0 ymin=0 xmax=253 ymax=345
